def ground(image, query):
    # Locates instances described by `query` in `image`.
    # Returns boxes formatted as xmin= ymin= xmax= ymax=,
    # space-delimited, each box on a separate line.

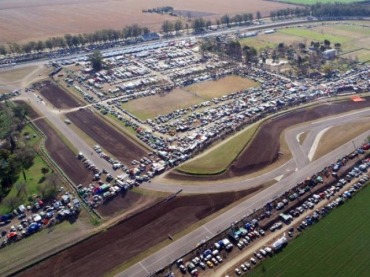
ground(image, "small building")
xmin=140 ymin=32 xmax=160 ymax=42
xmin=239 ymin=31 xmax=258 ymax=38
xmin=322 ymin=49 xmax=337 ymax=59
xmin=264 ymin=29 xmax=275 ymax=34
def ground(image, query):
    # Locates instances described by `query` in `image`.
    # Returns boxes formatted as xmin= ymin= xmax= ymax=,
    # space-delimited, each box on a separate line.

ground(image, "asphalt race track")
xmin=120 ymin=107 xmax=370 ymax=277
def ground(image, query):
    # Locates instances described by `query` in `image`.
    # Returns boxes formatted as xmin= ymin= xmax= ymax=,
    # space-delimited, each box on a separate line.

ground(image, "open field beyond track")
xmin=0 ymin=0 xmax=296 ymax=44
xmin=278 ymin=0 xmax=363 ymax=4
xmin=249 ymin=182 xmax=370 ymax=277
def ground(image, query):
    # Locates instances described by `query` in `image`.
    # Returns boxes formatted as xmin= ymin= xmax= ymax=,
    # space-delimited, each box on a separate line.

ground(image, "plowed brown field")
xmin=39 ymin=82 xmax=81 ymax=109
xmin=15 ymin=189 xmax=257 ymax=277
xmin=0 ymin=0 xmax=296 ymax=44
xmin=67 ymin=109 xmax=148 ymax=164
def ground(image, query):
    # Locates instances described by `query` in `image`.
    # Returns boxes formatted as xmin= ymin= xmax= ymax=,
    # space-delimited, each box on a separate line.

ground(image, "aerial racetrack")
xmin=172 ymin=96 xmax=370 ymax=180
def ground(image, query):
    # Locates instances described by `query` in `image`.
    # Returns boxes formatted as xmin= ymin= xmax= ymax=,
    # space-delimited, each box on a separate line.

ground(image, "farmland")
xmin=66 ymin=109 xmax=149 ymax=165
xmin=0 ymin=0 xmax=296 ymax=44
xmin=279 ymin=0 xmax=362 ymax=4
xmin=249 ymin=183 xmax=370 ymax=277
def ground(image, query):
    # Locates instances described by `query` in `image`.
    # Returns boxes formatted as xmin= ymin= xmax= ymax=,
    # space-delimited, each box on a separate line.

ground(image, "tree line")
xmin=1 ymin=3 xmax=369 ymax=56
xmin=270 ymin=3 xmax=370 ymax=20
xmin=1 ymin=24 xmax=151 ymax=55
xmin=0 ymin=103 xmax=62 ymax=211
xmin=200 ymin=38 xmax=258 ymax=63
xmin=0 ymin=103 xmax=35 ymax=198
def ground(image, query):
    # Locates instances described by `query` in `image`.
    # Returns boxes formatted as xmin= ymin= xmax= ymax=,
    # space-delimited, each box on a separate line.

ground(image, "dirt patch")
xmin=185 ymin=75 xmax=259 ymax=100
xmin=39 ymin=82 xmax=81 ymax=109
xmin=15 ymin=189 xmax=255 ymax=277
xmin=169 ymin=98 xmax=370 ymax=181
xmin=67 ymin=109 xmax=148 ymax=164
xmin=122 ymin=87 xmax=202 ymax=120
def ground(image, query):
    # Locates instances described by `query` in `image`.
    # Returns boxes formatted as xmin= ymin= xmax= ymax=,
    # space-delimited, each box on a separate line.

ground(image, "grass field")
xmin=249 ymin=182 xmax=370 ymax=277
xmin=185 ymin=75 xmax=259 ymax=99
xmin=279 ymin=28 xmax=350 ymax=44
xmin=122 ymin=76 xmax=258 ymax=120
xmin=239 ymin=22 xmax=370 ymax=63
xmin=313 ymin=119 xmax=370 ymax=160
xmin=177 ymin=121 xmax=261 ymax=175
xmin=0 ymin=124 xmax=51 ymax=214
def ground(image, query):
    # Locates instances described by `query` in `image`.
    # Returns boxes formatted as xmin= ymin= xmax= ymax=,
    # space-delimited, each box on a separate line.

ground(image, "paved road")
xmin=18 ymin=93 xmax=113 ymax=174
xmin=119 ymin=110 xmax=370 ymax=277
xmin=6 ymin=18 xmax=369 ymax=277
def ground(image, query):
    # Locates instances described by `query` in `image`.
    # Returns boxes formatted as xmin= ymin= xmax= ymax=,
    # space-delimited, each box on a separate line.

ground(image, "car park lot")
xmin=0 ymin=189 xmax=81 ymax=250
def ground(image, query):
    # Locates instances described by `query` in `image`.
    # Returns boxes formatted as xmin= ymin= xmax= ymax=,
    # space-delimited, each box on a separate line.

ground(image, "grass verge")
xmin=313 ymin=118 xmax=370 ymax=160
xmin=249 ymin=182 xmax=370 ymax=277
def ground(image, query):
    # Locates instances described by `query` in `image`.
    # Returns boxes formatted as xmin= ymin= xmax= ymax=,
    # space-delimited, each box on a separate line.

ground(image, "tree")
xmin=256 ymin=11 xmax=261 ymax=20
xmin=162 ymin=20 xmax=174 ymax=34
xmin=323 ymin=64 xmax=334 ymax=76
xmin=174 ymin=20 xmax=183 ymax=32
xmin=0 ymin=45 xmax=7 ymax=56
xmin=243 ymin=45 xmax=258 ymax=63
xmin=41 ymin=167 xmax=50 ymax=175
xmin=334 ymin=42 xmax=341 ymax=51
xmin=220 ymin=14 xmax=230 ymax=26
xmin=89 ymin=50 xmax=103 ymax=72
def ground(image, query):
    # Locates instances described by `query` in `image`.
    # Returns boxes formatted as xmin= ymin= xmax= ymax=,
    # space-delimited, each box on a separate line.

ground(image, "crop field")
xmin=122 ymin=76 xmax=258 ymax=120
xmin=249 ymin=183 xmax=370 ymax=277
xmin=0 ymin=0 xmax=296 ymax=44
xmin=278 ymin=0 xmax=362 ymax=4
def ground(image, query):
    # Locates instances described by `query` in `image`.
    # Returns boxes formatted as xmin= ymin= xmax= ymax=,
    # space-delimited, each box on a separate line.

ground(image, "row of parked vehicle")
xmin=0 ymin=193 xmax=81 ymax=249
xmin=165 ymin=150 xmax=370 ymax=277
